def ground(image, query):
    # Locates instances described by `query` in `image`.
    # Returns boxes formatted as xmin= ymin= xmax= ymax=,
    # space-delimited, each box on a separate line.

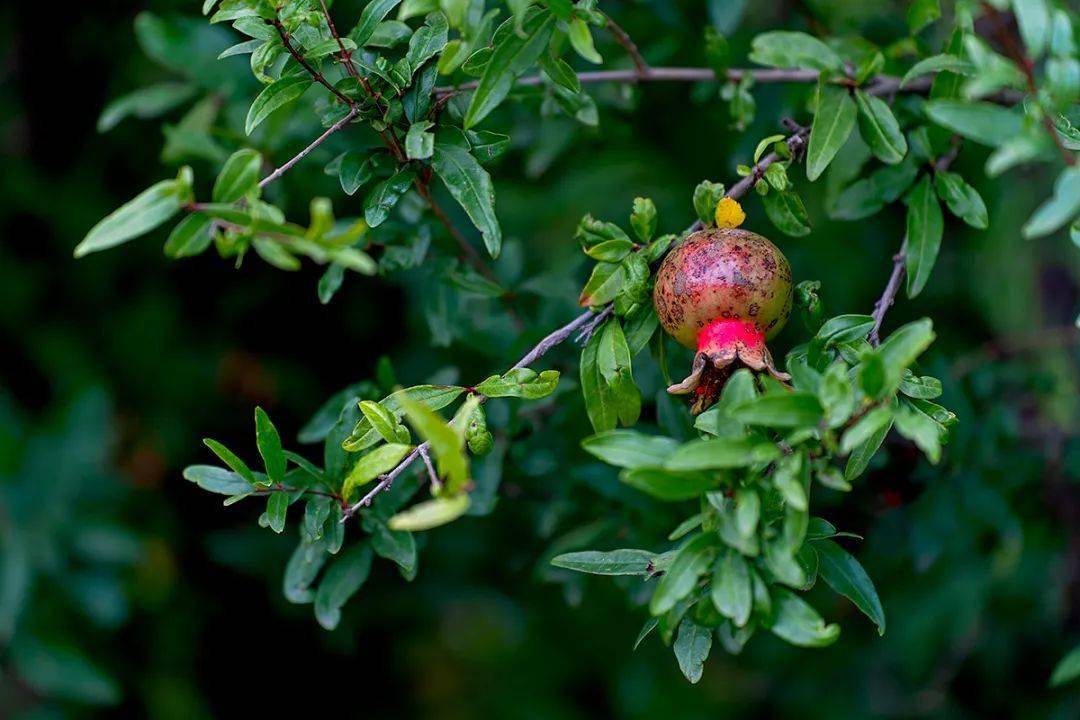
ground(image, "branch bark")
xmin=259 ymin=108 xmax=358 ymax=189
xmin=433 ymin=66 xmax=1021 ymax=103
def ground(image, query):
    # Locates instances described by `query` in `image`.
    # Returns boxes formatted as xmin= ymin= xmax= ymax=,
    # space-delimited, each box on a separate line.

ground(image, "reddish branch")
xmin=603 ymin=14 xmax=648 ymax=75
xmin=983 ymin=4 xmax=1075 ymax=167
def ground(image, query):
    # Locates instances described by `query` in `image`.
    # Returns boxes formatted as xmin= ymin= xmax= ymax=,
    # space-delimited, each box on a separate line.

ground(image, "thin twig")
xmin=418 ymin=445 xmax=442 ymax=492
xmin=318 ymin=0 xmax=361 ymax=82
xmin=727 ymin=124 xmax=810 ymax=200
xmin=271 ymin=18 xmax=354 ymax=107
xmin=868 ymin=238 xmax=909 ymax=346
xmin=603 ymin=14 xmax=648 ymax=75
xmin=259 ymin=108 xmax=358 ymax=189
xmin=574 ymin=305 xmax=615 ymax=344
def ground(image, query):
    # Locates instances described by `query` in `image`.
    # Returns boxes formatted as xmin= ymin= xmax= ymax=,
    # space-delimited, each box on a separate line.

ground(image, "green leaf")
xmin=183 ymin=465 xmax=254 ymax=495
xmin=711 ymin=549 xmax=752 ymax=626
xmin=75 ymin=179 xmax=184 ymax=257
xmin=1013 ymin=0 xmax=1050 ymax=59
xmin=551 ymin=549 xmax=658 ymax=576
xmin=212 ymin=148 xmax=262 ymax=203
xmin=349 ymin=0 xmax=404 ymax=46
xmin=364 ymin=170 xmax=414 ymax=227
xmin=766 ymin=588 xmax=840 ymax=647
xmin=97 ymin=82 xmax=196 ymax=133
xmin=388 ymin=494 xmax=471 ymax=531
xmin=665 ymin=438 xmax=780 ymax=471
xmin=475 ymin=368 xmax=560 ymax=399
xmin=749 ymin=31 xmax=843 ymax=72
xmin=164 ymin=212 xmax=213 ymax=258
xmin=630 ymin=197 xmax=657 ymax=242
xmin=568 ymin=18 xmax=602 ymax=64
xmin=580 ymin=322 xmax=617 ymax=432
xmin=650 ymin=534 xmax=716 ymax=615
xmin=400 ymin=393 xmax=474 ymax=494
xmin=358 ymin=400 xmax=409 ymax=444
xmin=893 ymin=402 xmax=942 ymax=463
xmin=341 ymin=443 xmax=413 ymax=501
xmin=314 ymin=543 xmax=373 ymax=629
xmin=597 ymin=320 xmax=641 ymax=427
xmin=344 ymin=385 xmax=464 ymax=452
xmin=581 ymin=430 xmax=679 ymax=469
xmin=1050 ymin=645 xmax=1080 ymax=687
xmin=762 ymin=189 xmax=811 ymax=236
xmin=934 ymin=171 xmax=988 ymax=229
xmin=693 ymin=180 xmax=725 ymax=225
xmin=900 ymin=54 xmax=974 ymax=88
xmin=1023 ymin=167 xmax=1080 ymax=239
xmin=815 ymin=539 xmax=885 ymax=634
xmin=405 ymin=11 xmax=448 ymax=69
xmin=405 ymin=121 xmax=435 ymax=160
xmin=538 ymin=53 xmax=581 ymax=93
xmin=244 ymin=74 xmax=311 ymax=135
xmin=463 ymin=10 xmax=556 ymax=129
xmin=202 ymin=438 xmax=256 ymax=485
xmin=578 ymin=262 xmax=625 ymax=308
xmin=369 ymin=520 xmax=417 ymax=577
xmin=431 ymin=138 xmax=502 ymax=256
xmin=878 ymin=318 xmax=936 ymax=390
xmin=845 ymin=413 xmax=893 ymax=481
xmin=841 ymin=406 xmax=893 ymax=454
xmin=854 ymin=91 xmax=907 ymax=165
xmin=620 ymin=468 xmax=722 ymax=501
xmin=807 ymin=84 xmax=857 ymax=181
xmin=728 ymin=393 xmax=824 ymax=428
xmin=905 ymin=175 xmax=944 ymax=297
xmin=254 ymin=407 xmax=286 ymax=485
xmin=266 ymin=492 xmax=288 ymax=533
xmin=907 ymin=0 xmax=940 ymax=35
xmin=923 ymin=100 xmax=1025 ymax=147
xmin=674 ymin=618 xmax=713 ymax=684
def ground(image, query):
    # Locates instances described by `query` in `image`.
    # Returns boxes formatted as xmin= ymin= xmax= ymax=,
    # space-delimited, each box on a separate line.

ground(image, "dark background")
xmin=2 ymin=1 xmax=1079 ymax=717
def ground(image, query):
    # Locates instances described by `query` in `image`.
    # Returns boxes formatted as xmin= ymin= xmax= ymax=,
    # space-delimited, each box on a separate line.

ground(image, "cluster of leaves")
xmin=185 ymin=361 xmax=559 ymax=628
xmin=71 ymin=0 xmax=1080 ymax=684
xmin=559 ymin=284 xmax=954 ymax=681
xmin=79 ymin=0 xmax=622 ymax=303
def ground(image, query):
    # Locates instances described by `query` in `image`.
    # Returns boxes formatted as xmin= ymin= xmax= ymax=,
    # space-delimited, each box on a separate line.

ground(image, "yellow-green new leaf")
xmin=341 ymin=443 xmax=413 ymax=500
xmin=388 ymin=494 xmax=470 ymax=531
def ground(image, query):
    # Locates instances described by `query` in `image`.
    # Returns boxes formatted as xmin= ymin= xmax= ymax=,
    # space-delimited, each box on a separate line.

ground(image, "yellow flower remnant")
xmin=714 ymin=197 xmax=746 ymax=229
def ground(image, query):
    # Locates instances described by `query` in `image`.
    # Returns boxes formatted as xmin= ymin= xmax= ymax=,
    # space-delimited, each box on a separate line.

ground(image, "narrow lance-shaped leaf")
xmin=254 ymin=407 xmax=286 ymax=485
xmin=905 ymin=175 xmax=943 ymax=297
xmin=75 ymin=178 xmax=185 ymax=257
xmin=807 ymin=84 xmax=857 ymax=181
xmin=814 ymin=539 xmax=886 ymax=635
xmin=463 ymin=10 xmax=556 ymax=129
xmin=244 ymin=74 xmax=311 ymax=135
xmin=550 ymin=549 xmax=658 ymax=576
xmin=854 ymin=90 xmax=907 ymax=165
xmin=431 ymin=138 xmax=502 ymax=257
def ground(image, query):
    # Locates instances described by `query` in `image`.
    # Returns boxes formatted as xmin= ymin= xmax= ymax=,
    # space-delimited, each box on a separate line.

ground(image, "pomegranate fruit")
xmin=653 ymin=226 xmax=793 ymax=413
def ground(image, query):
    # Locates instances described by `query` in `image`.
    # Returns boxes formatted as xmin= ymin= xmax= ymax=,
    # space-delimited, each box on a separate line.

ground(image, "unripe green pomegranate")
xmin=653 ymin=225 xmax=793 ymax=413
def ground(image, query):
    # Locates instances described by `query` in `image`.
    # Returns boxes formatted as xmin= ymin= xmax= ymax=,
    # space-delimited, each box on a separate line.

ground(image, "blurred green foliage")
xmin=2 ymin=0 xmax=1080 ymax=717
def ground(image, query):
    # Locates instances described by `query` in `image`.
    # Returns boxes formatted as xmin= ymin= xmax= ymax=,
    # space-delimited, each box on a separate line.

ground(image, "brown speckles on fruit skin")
xmin=653 ymin=228 xmax=793 ymax=349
